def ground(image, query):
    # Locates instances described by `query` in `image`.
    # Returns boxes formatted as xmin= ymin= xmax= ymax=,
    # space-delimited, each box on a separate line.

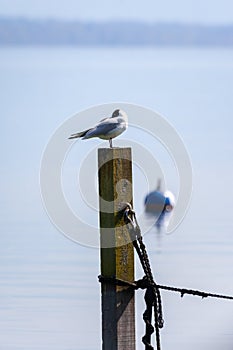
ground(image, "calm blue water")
xmin=1 ymin=47 xmax=233 ymax=349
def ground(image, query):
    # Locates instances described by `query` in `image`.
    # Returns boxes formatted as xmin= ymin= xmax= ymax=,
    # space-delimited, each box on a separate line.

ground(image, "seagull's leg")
xmin=109 ymin=138 xmax=113 ymax=148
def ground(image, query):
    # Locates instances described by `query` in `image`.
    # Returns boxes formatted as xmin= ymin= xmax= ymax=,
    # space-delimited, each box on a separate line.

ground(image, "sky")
xmin=0 ymin=0 xmax=233 ymax=24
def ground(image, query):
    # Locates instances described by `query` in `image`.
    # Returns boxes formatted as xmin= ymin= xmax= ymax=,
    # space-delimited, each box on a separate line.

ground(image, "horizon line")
xmin=0 ymin=15 xmax=233 ymax=27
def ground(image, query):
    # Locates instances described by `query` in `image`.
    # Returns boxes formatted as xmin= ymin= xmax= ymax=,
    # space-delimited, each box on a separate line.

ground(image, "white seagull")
xmin=68 ymin=109 xmax=128 ymax=148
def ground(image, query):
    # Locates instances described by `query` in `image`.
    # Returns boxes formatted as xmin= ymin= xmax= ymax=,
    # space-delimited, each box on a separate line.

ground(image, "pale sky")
xmin=0 ymin=0 xmax=233 ymax=24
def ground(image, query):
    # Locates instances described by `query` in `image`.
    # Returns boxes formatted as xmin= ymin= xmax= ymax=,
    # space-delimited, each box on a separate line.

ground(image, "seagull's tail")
xmin=68 ymin=129 xmax=89 ymax=139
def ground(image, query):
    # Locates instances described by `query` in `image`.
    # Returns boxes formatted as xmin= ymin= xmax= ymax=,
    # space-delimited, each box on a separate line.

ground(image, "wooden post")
xmin=98 ymin=148 xmax=135 ymax=350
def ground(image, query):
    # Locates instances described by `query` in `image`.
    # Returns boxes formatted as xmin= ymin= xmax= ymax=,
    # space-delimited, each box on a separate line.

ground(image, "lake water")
xmin=1 ymin=46 xmax=233 ymax=349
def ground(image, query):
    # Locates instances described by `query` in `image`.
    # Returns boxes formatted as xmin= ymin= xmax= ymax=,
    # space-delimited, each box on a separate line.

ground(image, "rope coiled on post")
xmin=124 ymin=203 xmax=163 ymax=350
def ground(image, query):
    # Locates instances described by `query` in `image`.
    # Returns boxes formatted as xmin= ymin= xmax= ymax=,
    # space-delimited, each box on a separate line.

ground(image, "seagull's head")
xmin=111 ymin=109 xmax=128 ymax=121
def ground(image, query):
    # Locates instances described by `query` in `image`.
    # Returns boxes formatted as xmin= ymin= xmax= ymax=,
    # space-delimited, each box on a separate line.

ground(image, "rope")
xmin=124 ymin=203 xmax=163 ymax=350
xmin=156 ymin=284 xmax=233 ymax=300
xmin=98 ymin=275 xmax=233 ymax=301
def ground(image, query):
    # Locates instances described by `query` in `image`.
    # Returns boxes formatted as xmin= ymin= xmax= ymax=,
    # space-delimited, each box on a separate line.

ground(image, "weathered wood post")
xmin=98 ymin=147 xmax=135 ymax=350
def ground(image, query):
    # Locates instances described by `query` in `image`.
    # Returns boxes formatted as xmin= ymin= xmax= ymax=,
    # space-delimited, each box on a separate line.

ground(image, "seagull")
xmin=68 ymin=109 xmax=128 ymax=148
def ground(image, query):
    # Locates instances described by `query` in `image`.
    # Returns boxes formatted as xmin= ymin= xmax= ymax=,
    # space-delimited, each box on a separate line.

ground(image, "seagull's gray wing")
xmin=84 ymin=119 xmax=119 ymax=139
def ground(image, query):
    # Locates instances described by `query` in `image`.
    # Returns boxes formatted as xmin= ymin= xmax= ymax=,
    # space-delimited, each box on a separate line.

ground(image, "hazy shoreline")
xmin=0 ymin=17 xmax=233 ymax=46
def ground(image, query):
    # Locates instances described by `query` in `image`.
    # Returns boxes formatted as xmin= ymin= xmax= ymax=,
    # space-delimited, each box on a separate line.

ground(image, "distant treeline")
xmin=0 ymin=17 xmax=233 ymax=46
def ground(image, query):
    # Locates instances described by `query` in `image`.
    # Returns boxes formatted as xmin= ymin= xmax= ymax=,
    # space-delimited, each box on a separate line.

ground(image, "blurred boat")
xmin=144 ymin=180 xmax=175 ymax=231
